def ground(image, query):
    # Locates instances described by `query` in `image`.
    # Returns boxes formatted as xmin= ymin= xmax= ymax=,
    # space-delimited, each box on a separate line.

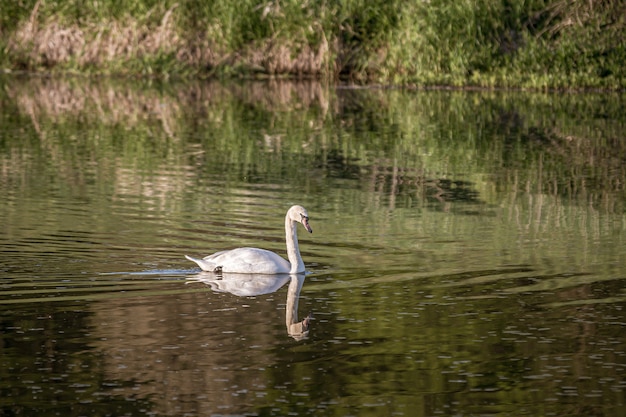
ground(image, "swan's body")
xmin=185 ymin=205 xmax=312 ymax=274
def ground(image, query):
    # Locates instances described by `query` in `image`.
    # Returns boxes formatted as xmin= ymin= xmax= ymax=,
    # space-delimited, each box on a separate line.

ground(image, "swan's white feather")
xmin=186 ymin=248 xmax=290 ymax=274
xmin=185 ymin=205 xmax=311 ymax=274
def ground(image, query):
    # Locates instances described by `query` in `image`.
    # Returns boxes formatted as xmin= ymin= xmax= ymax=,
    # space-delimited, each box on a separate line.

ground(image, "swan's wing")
xmin=212 ymin=248 xmax=291 ymax=274
xmin=202 ymin=250 xmax=230 ymax=261
xmin=186 ymin=248 xmax=290 ymax=274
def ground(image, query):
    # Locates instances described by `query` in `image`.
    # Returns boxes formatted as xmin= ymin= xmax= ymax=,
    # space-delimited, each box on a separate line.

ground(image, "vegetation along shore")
xmin=1 ymin=0 xmax=624 ymax=89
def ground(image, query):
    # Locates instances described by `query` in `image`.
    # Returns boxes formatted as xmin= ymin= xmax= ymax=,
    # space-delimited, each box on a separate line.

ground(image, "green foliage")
xmin=0 ymin=0 xmax=624 ymax=88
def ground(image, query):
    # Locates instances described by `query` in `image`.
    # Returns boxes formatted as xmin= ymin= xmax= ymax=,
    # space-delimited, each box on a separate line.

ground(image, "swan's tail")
xmin=185 ymin=255 xmax=218 ymax=272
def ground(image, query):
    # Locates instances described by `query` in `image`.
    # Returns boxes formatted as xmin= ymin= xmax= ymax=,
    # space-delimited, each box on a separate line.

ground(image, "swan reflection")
xmin=187 ymin=272 xmax=311 ymax=340
xmin=284 ymin=274 xmax=311 ymax=340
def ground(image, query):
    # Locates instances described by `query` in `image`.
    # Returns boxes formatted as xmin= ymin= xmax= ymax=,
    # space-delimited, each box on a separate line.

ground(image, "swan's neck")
xmin=285 ymin=215 xmax=304 ymax=274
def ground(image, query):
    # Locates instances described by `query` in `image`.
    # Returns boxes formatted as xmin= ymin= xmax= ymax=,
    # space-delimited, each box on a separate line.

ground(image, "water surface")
xmin=1 ymin=78 xmax=625 ymax=416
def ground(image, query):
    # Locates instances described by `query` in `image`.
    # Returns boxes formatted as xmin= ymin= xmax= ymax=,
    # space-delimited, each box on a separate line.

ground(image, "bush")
xmin=1 ymin=0 xmax=624 ymax=89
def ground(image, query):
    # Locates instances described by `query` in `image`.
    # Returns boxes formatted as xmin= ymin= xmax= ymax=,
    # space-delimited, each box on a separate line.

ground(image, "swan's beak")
xmin=301 ymin=217 xmax=312 ymax=233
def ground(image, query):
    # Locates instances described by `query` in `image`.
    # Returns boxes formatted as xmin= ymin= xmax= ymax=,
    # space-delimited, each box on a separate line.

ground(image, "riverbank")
xmin=1 ymin=0 xmax=624 ymax=89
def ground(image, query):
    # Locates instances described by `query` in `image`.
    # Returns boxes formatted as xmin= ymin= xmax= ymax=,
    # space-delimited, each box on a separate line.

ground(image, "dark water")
xmin=1 ymin=78 xmax=625 ymax=416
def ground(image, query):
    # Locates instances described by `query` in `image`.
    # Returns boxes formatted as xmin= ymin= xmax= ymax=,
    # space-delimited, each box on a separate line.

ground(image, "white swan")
xmin=185 ymin=205 xmax=312 ymax=274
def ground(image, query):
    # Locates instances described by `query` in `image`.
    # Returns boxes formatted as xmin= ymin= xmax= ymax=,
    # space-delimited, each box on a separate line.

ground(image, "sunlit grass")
xmin=1 ymin=0 xmax=624 ymax=88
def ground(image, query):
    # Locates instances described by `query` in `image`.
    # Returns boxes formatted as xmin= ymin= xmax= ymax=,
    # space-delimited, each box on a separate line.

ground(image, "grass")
xmin=1 ymin=0 xmax=624 ymax=89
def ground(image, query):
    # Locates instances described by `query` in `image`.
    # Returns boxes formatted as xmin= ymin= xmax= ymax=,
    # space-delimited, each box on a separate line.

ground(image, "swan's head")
xmin=288 ymin=205 xmax=312 ymax=233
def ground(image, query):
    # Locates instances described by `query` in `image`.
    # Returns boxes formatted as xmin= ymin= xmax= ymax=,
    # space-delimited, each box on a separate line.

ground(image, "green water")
xmin=1 ymin=78 xmax=625 ymax=416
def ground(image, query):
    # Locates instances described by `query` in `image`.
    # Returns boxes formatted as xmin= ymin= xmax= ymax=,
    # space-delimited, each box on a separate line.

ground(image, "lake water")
xmin=1 ymin=78 xmax=625 ymax=416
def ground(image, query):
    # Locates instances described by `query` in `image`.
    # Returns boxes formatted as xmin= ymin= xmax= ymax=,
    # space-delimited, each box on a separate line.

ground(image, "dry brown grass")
xmin=8 ymin=1 xmax=183 ymax=68
xmin=6 ymin=0 xmax=331 ymax=77
xmin=533 ymin=0 xmax=626 ymax=38
xmin=245 ymin=34 xmax=329 ymax=76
